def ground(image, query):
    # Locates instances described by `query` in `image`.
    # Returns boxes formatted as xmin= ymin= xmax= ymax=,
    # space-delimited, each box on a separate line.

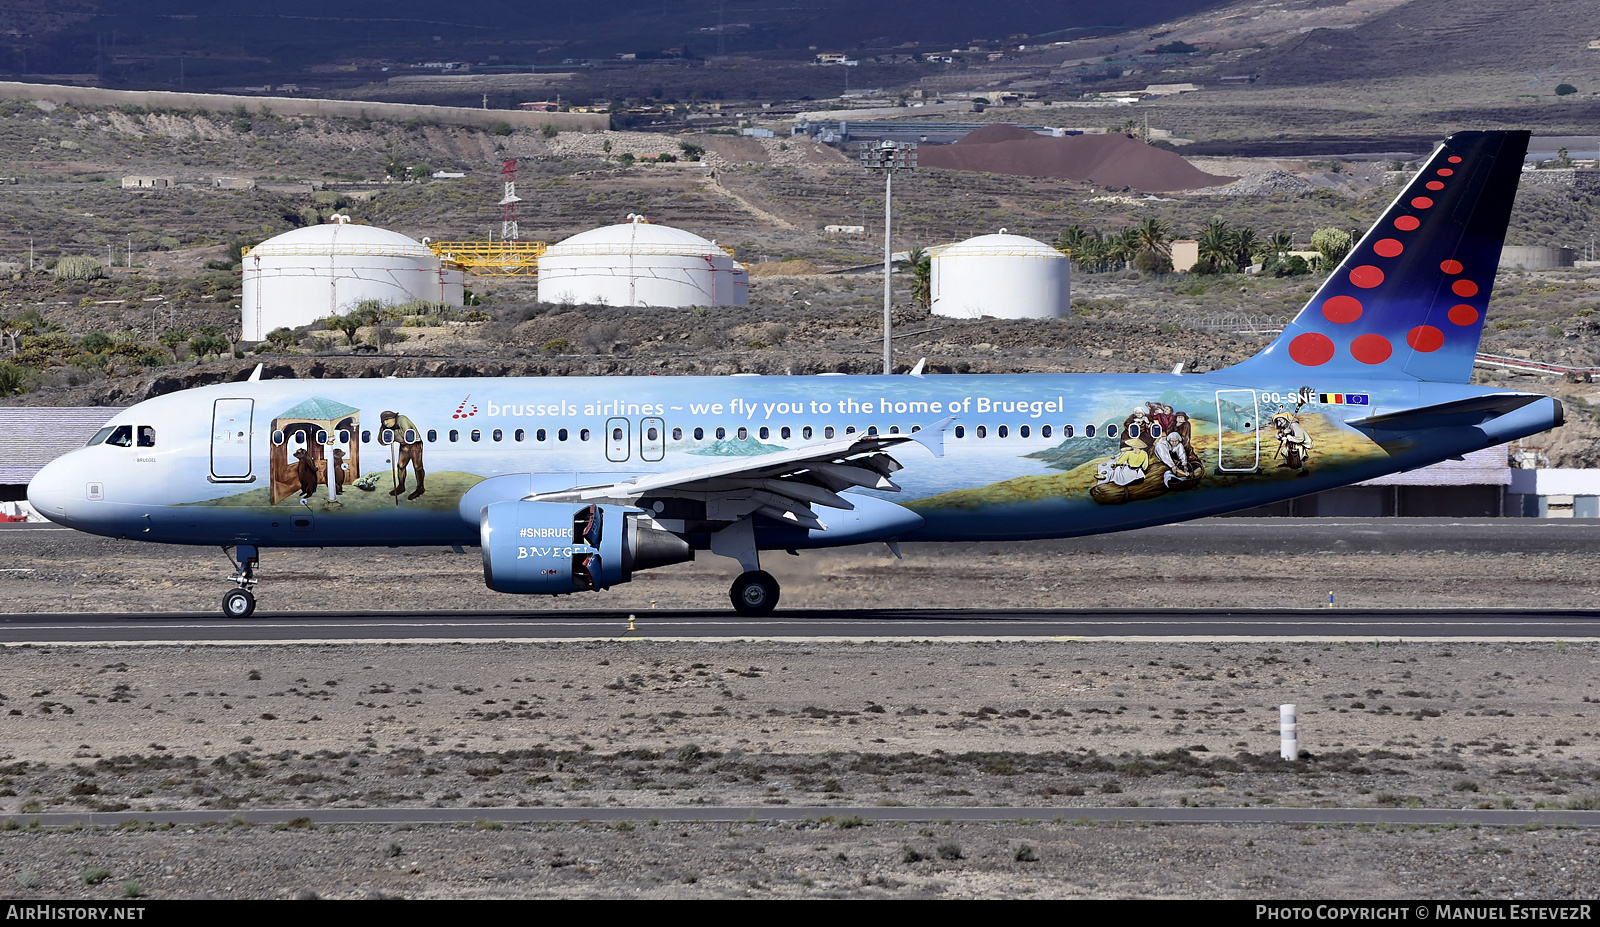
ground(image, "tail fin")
xmin=1220 ymin=130 xmax=1529 ymax=384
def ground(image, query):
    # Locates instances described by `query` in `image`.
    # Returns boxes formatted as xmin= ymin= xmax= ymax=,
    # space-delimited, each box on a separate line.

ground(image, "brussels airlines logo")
xmin=452 ymin=395 xmax=478 ymax=419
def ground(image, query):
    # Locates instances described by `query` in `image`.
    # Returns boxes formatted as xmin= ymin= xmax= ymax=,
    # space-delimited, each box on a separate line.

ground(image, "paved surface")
xmin=3 ymin=608 xmax=1600 ymax=645
xmin=9 ymin=806 xmax=1600 ymax=828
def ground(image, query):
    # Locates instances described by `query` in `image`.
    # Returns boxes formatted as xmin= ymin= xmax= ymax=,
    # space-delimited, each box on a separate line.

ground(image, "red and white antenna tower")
xmin=498 ymin=158 xmax=522 ymax=240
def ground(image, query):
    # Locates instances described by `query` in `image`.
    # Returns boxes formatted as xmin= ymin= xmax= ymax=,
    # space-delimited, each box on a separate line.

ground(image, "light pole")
xmin=860 ymin=140 xmax=917 ymax=375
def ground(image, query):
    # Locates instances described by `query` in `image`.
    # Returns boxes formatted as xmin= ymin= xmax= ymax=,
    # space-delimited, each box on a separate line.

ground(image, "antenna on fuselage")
xmin=247 ymin=363 xmax=264 ymax=382
xmin=908 ymin=357 xmax=926 ymax=377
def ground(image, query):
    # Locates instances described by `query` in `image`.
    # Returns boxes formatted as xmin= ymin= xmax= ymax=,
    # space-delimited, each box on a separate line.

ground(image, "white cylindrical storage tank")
xmin=730 ymin=263 xmax=750 ymax=307
xmin=241 ymin=220 xmax=461 ymax=341
xmin=929 ymin=231 xmax=1070 ymax=320
xmin=537 ymin=217 xmax=742 ymax=308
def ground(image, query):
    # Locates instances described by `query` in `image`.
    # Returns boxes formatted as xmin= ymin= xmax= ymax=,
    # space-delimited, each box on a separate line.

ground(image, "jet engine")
xmin=480 ymin=501 xmax=692 ymax=594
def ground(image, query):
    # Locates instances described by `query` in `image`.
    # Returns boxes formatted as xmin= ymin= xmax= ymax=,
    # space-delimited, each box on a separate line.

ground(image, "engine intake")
xmin=480 ymin=500 xmax=692 ymax=594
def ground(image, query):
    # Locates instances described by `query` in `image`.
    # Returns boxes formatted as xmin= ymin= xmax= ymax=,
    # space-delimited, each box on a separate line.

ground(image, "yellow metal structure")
xmin=425 ymin=240 xmax=547 ymax=277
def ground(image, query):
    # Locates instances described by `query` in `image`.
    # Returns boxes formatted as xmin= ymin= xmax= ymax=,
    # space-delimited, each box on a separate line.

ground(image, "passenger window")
xmin=781 ymin=426 xmax=791 ymax=439
xmin=426 ymin=429 xmax=437 ymax=443
xmin=536 ymin=428 xmax=547 ymax=442
xmin=803 ymin=426 xmax=813 ymax=440
xmin=976 ymin=425 xmax=987 ymax=438
xmin=471 ymin=430 xmax=481 ymax=442
xmin=403 ymin=429 xmax=417 ymax=444
xmin=998 ymin=425 xmax=1009 ymax=438
xmin=1106 ymin=424 xmax=1119 ymax=438
xmin=672 ymin=427 xmax=683 ymax=441
xmin=1084 ymin=424 xmax=1096 ymax=438
xmin=845 ymin=426 xmax=856 ymax=434
xmin=910 ymin=425 xmax=921 ymax=433
xmin=954 ymin=425 xmax=965 ymax=439
xmin=759 ymin=426 xmax=770 ymax=440
xmin=492 ymin=429 xmax=503 ymax=442
xmin=1151 ymin=423 xmax=1163 ymax=438
xmin=361 ymin=429 xmax=371 ymax=444
xmin=579 ymin=429 xmax=591 ymax=441
xmin=449 ymin=430 xmax=459 ymax=442
xmin=137 ymin=426 xmax=156 ymax=447
xmin=1064 ymin=424 xmax=1074 ymax=438
xmin=867 ymin=426 xmax=878 ymax=436
xmin=1019 ymin=425 xmax=1029 ymax=438
xmin=737 ymin=427 xmax=748 ymax=440
xmin=514 ymin=429 xmax=524 ymax=442
xmin=1127 ymin=424 xmax=1140 ymax=438
xmin=647 ymin=426 xmax=659 ymax=441
xmin=271 ymin=430 xmax=285 ymax=446
xmin=558 ymin=428 xmax=569 ymax=442
xmin=889 ymin=425 xmax=900 ymax=434
xmin=612 ymin=427 xmax=624 ymax=441
xmin=1042 ymin=425 xmax=1052 ymax=438
xmin=715 ymin=427 xmax=726 ymax=440
xmin=315 ymin=430 xmax=328 ymax=445
xmin=694 ymin=427 xmax=705 ymax=440
xmin=824 ymin=426 xmax=835 ymax=439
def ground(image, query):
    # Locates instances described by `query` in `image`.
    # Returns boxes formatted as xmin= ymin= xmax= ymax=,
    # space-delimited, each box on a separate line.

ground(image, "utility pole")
xmin=859 ymin=140 xmax=917 ymax=374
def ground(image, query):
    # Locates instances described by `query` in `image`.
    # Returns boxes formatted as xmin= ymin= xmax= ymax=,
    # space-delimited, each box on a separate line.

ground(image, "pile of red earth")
xmin=918 ymin=124 xmax=1235 ymax=192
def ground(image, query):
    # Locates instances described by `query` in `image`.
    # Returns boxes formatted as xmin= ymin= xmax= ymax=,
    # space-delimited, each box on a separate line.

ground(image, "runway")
xmin=3 ymin=607 xmax=1600 ymax=645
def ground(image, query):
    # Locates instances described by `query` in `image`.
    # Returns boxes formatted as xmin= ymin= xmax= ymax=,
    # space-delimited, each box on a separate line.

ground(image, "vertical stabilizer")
xmin=1219 ymin=130 xmax=1529 ymax=384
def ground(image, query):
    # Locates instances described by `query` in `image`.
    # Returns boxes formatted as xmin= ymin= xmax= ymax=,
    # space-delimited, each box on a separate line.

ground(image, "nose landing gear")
xmin=222 ymin=545 xmax=260 ymax=619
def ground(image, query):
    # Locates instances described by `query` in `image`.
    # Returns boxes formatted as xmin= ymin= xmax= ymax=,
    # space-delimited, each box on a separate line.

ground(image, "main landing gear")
xmin=730 ymin=570 xmax=779 ymax=617
xmin=222 ymin=545 xmax=260 ymax=619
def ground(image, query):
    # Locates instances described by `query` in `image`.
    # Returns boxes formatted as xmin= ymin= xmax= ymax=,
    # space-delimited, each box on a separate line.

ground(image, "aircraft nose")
xmin=27 ymin=456 xmax=74 ymax=524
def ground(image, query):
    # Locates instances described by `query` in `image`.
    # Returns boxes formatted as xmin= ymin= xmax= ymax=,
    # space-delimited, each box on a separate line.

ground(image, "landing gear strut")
xmin=222 ymin=545 xmax=259 ymax=619
xmin=730 ymin=570 xmax=779 ymax=617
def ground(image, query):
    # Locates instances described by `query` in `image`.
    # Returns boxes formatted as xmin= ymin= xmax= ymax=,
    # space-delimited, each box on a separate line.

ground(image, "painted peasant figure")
xmin=1274 ymin=410 xmax=1313 ymax=472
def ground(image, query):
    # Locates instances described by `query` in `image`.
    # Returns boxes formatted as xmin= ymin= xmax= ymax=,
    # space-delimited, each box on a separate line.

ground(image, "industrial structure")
xmin=537 ymin=216 xmax=748 ymax=308
xmin=241 ymin=218 xmax=464 ymax=340
xmin=929 ymin=231 xmax=1070 ymax=320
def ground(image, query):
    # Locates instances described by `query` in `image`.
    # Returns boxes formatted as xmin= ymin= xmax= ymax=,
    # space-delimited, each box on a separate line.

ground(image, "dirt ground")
xmin=2 ymin=529 xmax=1600 ymax=898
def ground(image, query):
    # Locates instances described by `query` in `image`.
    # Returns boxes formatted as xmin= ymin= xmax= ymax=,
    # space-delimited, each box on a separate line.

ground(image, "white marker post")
xmin=1280 ymin=704 xmax=1299 ymax=761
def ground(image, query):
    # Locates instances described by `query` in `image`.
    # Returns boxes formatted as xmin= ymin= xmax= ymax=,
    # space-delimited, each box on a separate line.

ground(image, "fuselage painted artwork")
xmin=25 ymin=131 xmax=1564 ymax=616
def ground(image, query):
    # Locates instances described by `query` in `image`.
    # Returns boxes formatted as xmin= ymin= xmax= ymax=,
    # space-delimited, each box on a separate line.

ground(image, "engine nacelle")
xmin=480 ymin=500 xmax=692 ymax=595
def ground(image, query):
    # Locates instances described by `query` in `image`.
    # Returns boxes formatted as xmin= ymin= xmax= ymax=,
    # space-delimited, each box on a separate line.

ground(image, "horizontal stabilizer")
xmin=1346 ymin=393 xmax=1544 ymax=455
xmin=1346 ymin=393 xmax=1541 ymax=431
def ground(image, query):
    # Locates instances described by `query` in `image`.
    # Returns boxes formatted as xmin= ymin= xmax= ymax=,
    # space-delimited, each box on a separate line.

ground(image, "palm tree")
xmin=1134 ymin=217 xmax=1170 ymax=258
xmin=1233 ymin=228 xmax=1260 ymax=268
xmin=1197 ymin=220 xmax=1236 ymax=272
xmin=1266 ymin=231 xmax=1294 ymax=255
xmin=1055 ymin=225 xmax=1095 ymax=261
xmin=1107 ymin=228 xmax=1141 ymax=268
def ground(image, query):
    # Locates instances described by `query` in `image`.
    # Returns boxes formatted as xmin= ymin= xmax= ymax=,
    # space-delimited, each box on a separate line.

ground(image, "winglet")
xmin=247 ymin=363 xmax=264 ymax=382
xmin=908 ymin=415 xmax=955 ymax=458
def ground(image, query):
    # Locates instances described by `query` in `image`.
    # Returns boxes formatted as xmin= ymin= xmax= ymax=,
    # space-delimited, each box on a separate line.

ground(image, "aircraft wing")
xmin=525 ymin=417 xmax=953 ymax=530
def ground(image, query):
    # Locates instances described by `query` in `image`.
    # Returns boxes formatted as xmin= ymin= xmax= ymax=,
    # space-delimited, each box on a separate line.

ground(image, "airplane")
xmin=26 ymin=130 xmax=1561 ymax=619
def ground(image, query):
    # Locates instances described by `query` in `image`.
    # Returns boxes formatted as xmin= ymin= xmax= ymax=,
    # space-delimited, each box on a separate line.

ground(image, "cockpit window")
xmin=104 ymin=425 xmax=133 ymax=448
xmin=87 ymin=426 xmax=114 ymax=447
xmin=137 ymin=426 xmax=156 ymax=448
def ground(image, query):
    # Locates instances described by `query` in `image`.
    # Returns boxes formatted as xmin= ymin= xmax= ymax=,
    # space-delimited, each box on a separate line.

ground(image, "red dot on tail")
xmin=1394 ymin=215 xmax=1421 ymax=231
xmin=1373 ymin=238 xmax=1403 ymax=258
xmin=1440 ymin=259 xmax=1463 ymax=274
xmin=1437 ymin=168 xmax=1454 ymax=176
xmin=1288 ymin=332 xmax=1336 ymax=366
xmin=1350 ymin=265 xmax=1385 ymax=288
xmin=1448 ymin=304 xmax=1479 ymax=326
xmin=1452 ymin=279 xmax=1479 ymax=297
xmin=1322 ymin=295 xmax=1363 ymax=323
xmin=1448 ymin=156 xmax=1462 ymax=163
xmin=1411 ymin=196 xmax=1434 ymax=209
xmin=1350 ymin=333 xmax=1393 ymax=365
xmin=1426 ymin=181 xmax=1445 ymax=191
xmin=1406 ymin=325 xmax=1445 ymax=352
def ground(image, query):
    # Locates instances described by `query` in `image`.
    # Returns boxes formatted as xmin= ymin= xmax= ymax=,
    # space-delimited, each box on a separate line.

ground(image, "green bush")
xmin=492 ymin=121 xmax=514 ymax=136
xmin=53 ymin=255 xmax=105 ymax=281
